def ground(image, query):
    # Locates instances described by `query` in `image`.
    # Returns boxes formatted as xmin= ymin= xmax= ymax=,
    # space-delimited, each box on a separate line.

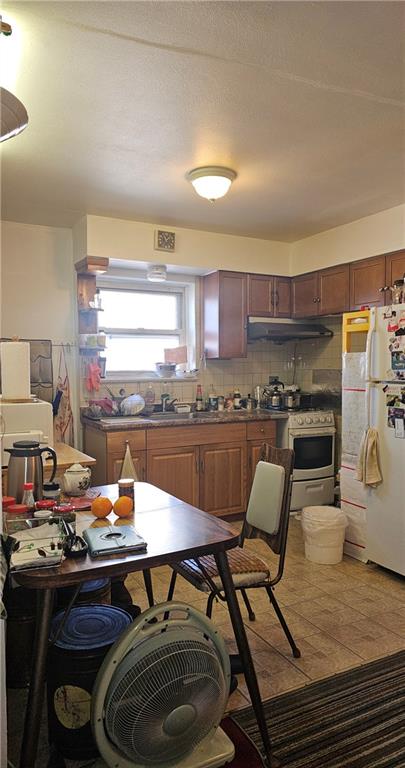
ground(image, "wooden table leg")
xmin=20 ymin=588 xmax=54 ymax=768
xmin=214 ymin=552 xmax=281 ymax=768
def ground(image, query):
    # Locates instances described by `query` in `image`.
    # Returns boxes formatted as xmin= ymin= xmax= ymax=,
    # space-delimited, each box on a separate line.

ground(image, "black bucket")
xmin=5 ymin=586 xmax=36 ymax=689
xmin=56 ymin=577 xmax=111 ymax=609
xmin=47 ymin=604 xmax=131 ymax=760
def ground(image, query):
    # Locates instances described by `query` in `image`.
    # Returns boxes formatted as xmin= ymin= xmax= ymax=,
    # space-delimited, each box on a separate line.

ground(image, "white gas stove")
xmin=279 ymin=410 xmax=336 ymax=511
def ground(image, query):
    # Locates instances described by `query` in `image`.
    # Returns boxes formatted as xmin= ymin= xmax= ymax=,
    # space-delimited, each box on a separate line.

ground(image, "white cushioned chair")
xmin=167 ymin=444 xmax=300 ymax=658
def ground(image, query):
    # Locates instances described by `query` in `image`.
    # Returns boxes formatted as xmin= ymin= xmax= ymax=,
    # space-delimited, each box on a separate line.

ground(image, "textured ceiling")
xmin=1 ymin=1 xmax=404 ymax=240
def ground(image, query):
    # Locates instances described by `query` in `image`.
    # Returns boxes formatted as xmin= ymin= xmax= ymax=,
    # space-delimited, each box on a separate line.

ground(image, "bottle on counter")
xmin=196 ymin=384 xmax=204 ymax=411
xmin=21 ymin=482 xmax=35 ymax=514
xmin=246 ymin=393 xmax=253 ymax=411
xmin=208 ymin=385 xmax=218 ymax=411
xmin=217 ymin=396 xmax=225 ymax=412
xmin=233 ymin=387 xmax=242 ymax=410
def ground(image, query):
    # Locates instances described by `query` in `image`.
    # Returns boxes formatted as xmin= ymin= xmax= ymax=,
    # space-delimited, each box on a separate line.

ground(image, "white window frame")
xmin=97 ymin=275 xmax=196 ymax=381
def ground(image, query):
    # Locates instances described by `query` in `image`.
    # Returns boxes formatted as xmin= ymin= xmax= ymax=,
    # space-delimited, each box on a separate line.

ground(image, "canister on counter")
xmin=118 ymin=478 xmax=135 ymax=510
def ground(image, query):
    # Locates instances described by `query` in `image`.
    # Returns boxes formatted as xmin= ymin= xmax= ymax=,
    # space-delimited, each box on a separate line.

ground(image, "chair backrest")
xmin=241 ymin=444 xmax=294 ymax=584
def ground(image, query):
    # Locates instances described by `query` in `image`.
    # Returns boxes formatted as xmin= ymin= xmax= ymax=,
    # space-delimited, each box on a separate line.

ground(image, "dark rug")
xmin=232 ymin=651 xmax=405 ymax=768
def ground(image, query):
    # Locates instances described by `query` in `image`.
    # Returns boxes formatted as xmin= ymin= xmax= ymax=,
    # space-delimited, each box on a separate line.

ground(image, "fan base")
xmin=170 ymin=727 xmax=235 ymax=768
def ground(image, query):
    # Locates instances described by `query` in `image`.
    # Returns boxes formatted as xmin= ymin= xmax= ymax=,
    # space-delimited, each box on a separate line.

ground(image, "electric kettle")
xmin=5 ymin=440 xmax=57 ymax=502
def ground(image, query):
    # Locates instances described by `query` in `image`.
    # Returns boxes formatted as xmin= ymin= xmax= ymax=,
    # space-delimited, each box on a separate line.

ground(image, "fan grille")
xmin=104 ymin=636 xmax=226 ymax=764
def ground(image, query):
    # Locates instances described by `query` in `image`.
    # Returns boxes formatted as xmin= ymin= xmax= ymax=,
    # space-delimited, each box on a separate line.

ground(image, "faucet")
xmin=161 ymin=393 xmax=170 ymax=412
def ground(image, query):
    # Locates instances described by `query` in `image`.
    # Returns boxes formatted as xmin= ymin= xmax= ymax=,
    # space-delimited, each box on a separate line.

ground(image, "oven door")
xmin=289 ymin=427 xmax=335 ymax=480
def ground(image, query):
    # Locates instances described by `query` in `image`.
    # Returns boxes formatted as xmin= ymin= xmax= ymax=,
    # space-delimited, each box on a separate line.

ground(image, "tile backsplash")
xmin=87 ymin=316 xmax=344 ymax=405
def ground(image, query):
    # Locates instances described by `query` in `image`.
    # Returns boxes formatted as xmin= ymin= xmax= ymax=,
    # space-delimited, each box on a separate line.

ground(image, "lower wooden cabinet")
xmin=199 ymin=442 xmax=247 ymax=517
xmin=146 ymin=446 xmax=199 ymax=507
xmin=83 ymin=420 xmax=277 ymax=517
xmin=107 ymin=451 xmax=146 ymax=484
xmin=247 ymin=441 xmax=266 ymax=494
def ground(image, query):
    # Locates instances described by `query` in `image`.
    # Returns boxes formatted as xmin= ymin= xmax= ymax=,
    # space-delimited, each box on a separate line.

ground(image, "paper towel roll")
xmin=0 ymin=341 xmax=31 ymax=400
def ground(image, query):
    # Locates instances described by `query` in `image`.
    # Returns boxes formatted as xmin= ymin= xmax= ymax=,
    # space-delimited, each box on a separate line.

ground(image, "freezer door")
xmin=368 ymin=304 xmax=405 ymax=382
xmin=366 ymin=384 xmax=405 ymax=576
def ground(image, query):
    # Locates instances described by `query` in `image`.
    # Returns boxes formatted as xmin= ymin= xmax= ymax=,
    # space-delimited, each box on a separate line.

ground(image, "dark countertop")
xmin=81 ymin=409 xmax=288 ymax=432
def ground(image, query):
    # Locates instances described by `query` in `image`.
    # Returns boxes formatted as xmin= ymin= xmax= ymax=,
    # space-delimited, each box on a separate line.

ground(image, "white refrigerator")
xmin=365 ymin=303 xmax=405 ymax=576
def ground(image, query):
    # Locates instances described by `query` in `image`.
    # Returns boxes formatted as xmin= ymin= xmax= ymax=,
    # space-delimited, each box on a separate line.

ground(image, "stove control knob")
xmin=313 ymin=416 xmax=320 ymax=423
xmin=305 ymin=417 xmax=312 ymax=424
xmin=296 ymin=417 xmax=304 ymax=425
xmin=326 ymin=415 xmax=332 ymax=423
xmin=320 ymin=416 xmax=326 ymax=423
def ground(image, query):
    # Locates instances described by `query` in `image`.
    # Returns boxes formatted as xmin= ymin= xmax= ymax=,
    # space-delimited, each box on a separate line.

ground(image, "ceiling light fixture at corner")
xmin=0 ymin=86 xmax=28 ymax=143
xmin=186 ymin=166 xmax=237 ymax=202
xmin=147 ymin=264 xmax=167 ymax=282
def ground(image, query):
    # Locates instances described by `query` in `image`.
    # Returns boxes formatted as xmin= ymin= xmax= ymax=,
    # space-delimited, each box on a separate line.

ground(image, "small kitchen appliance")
xmin=6 ymin=440 xmax=57 ymax=502
xmin=1 ymin=397 xmax=54 ymax=466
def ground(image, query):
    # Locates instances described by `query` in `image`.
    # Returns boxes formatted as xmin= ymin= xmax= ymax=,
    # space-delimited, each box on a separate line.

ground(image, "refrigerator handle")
xmin=365 ymin=382 xmax=371 ymax=430
xmin=365 ymin=308 xmax=376 ymax=382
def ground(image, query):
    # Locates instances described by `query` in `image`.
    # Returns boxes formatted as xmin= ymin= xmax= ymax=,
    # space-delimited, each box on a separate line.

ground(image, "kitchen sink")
xmin=142 ymin=412 xmax=193 ymax=421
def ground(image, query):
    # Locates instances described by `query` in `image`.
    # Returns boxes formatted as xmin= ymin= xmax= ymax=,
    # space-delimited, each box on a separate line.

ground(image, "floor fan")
xmin=92 ymin=602 xmax=235 ymax=767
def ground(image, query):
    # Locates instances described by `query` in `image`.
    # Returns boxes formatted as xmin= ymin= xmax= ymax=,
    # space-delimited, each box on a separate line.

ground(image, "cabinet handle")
xmin=312 ymin=297 xmax=317 ymax=303
xmin=200 ymin=457 xmax=205 ymax=473
xmin=142 ymin=466 xmax=146 ymax=480
xmin=274 ymin=290 xmax=279 ymax=307
xmin=379 ymin=286 xmax=389 ymax=293
xmin=195 ymin=454 xmax=199 ymax=473
xmin=317 ymin=297 xmax=321 ymax=303
xmin=260 ymin=427 xmax=264 ymax=433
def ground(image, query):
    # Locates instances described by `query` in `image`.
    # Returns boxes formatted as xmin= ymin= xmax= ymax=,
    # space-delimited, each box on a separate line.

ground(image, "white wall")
xmin=1 ymin=221 xmax=79 ymax=442
xmin=85 ymin=215 xmax=291 ymax=275
xmin=291 ymin=204 xmax=405 ymax=274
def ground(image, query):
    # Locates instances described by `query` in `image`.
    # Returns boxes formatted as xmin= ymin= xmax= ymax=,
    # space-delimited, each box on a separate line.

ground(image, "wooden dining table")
xmin=13 ymin=482 xmax=279 ymax=767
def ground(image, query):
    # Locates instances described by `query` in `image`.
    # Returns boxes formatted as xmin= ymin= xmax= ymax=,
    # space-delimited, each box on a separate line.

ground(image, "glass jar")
xmin=6 ymin=504 xmax=30 ymax=534
xmin=118 ymin=478 xmax=135 ymax=508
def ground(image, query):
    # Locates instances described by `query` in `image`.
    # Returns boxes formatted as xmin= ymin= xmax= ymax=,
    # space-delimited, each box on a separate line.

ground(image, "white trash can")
xmin=301 ymin=506 xmax=347 ymax=565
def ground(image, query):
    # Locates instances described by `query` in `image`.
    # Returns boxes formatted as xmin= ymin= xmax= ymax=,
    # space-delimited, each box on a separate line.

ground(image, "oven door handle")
xmin=289 ymin=428 xmax=336 ymax=437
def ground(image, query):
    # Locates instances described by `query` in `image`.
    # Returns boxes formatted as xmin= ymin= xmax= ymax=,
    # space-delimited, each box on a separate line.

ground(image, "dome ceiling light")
xmin=186 ymin=166 xmax=237 ymax=202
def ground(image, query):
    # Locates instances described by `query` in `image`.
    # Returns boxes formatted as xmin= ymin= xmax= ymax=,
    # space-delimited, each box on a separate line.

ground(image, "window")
xmin=98 ymin=286 xmax=186 ymax=375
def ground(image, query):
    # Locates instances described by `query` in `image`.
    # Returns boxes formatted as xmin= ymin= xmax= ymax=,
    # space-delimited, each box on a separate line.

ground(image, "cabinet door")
xmin=385 ymin=249 xmax=405 ymax=302
xmin=199 ymin=442 xmax=246 ymax=517
xmin=107 ymin=451 xmax=146 ymax=484
xmin=146 ymin=447 xmax=199 ymax=507
xmin=274 ymin=276 xmax=291 ymax=318
xmin=219 ymin=271 xmax=247 ymax=358
xmin=247 ymin=274 xmax=274 ymax=316
xmin=350 ymin=255 xmax=386 ymax=310
xmin=292 ymin=273 xmax=318 ymax=317
xmin=318 ymin=264 xmax=350 ymax=315
xmin=247 ymin=441 xmax=266 ymax=496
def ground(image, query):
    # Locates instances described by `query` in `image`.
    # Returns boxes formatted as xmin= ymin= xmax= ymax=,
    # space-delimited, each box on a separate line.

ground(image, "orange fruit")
xmin=91 ymin=496 xmax=113 ymax=518
xmin=113 ymin=495 xmax=133 ymax=517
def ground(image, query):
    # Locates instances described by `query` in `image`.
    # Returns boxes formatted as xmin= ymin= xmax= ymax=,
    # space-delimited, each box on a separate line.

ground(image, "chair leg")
xmin=240 ymin=588 xmax=256 ymax=621
xmin=266 ymin=585 xmax=301 ymax=658
xmin=167 ymin=569 xmax=177 ymax=601
xmin=206 ymin=591 xmax=216 ymax=619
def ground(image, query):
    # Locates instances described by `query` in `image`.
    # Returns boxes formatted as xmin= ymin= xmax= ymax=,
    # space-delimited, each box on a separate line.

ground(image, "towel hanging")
xmin=356 ymin=428 xmax=383 ymax=487
xmin=120 ymin=441 xmax=139 ymax=481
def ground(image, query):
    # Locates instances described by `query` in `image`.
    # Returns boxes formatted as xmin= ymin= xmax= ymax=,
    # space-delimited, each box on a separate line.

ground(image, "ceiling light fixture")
xmin=147 ymin=264 xmax=167 ymax=282
xmin=0 ymin=87 xmax=28 ymax=143
xmin=186 ymin=166 xmax=237 ymax=202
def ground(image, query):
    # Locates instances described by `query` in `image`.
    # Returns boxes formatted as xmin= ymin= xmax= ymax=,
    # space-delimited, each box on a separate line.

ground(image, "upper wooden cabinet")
xmin=318 ymin=264 xmax=350 ymax=315
xmin=247 ymin=274 xmax=291 ymax=318
xmin=385 ymin=249 xmax=405 ymax=302
xmin=349 ymin=255 xmax=386 ymax=310
xmin=292 ymin=273 xmax=319 ymax=317
xmin=293 ymin=265 xmax=349 ymax=317
xmin=203 ymin=271 xmax=247 ymax=359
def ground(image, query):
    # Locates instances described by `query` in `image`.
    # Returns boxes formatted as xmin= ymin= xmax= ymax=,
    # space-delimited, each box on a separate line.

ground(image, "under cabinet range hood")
xmin=248 ymin=318 xmax=333 ymax=343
